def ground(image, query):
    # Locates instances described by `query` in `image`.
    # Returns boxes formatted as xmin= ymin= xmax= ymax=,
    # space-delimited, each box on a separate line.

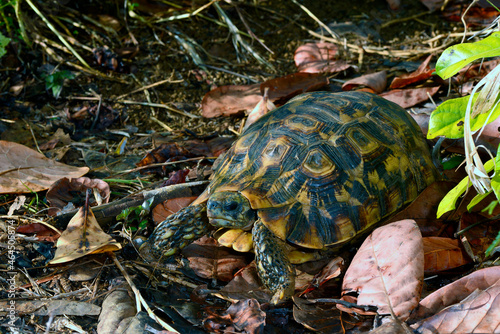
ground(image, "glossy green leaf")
xmin=467 ymin=191 xmax=491 ymax=212
xmin=436 ymin=32 xmax=500 ymax=80
xmin=427 ymin=93 xmax=500 ymax=139
xmin=437 ymin=158 xmax=495 ymax=218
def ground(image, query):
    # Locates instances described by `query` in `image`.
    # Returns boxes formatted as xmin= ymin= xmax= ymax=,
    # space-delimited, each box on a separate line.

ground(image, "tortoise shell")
xmin=194 ymin=91 xmax=438 ymax=249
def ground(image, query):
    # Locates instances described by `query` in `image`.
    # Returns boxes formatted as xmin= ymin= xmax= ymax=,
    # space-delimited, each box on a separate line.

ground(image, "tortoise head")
xmin=207 ymin=191 xmax=257 ymax=230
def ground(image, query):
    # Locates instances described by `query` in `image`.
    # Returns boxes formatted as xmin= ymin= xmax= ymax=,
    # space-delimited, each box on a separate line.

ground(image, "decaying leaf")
xmin=49 ymin=206 xmax=121 ymax=264
xmin=293 ymin=297 xmax=344 ymax=333
xmin=201 ymin=84 xmax=262 ymax=118
xmin=182 ymin=236 xmax=248 ymax=282
xmin=340 ymin=220 xmax=424 ymax=320
xmin=46 ymin=177 xmax=110 ymax=216
xmin=380 ymin=86 xmax=440 ymax=108
xmin=423 ymin=237 xmax=471 ymax=274
xmin=0 ymin=140 xmax=89 ymax=194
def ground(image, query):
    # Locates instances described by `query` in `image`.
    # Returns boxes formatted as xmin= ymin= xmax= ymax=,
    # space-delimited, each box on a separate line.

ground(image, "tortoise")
xmin=140 ymin=91 xmax=438 ymax=304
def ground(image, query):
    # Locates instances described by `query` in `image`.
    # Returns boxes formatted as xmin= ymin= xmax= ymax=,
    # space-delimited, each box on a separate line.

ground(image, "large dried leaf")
xmin=49 ymin=206 xmax=121 ymax=264
xmin=413 ymin=279 xmax=500 ymax=333
xmin=340 ymin=220 xmax=424 ymax=320
xmin=293 ymin=297 xmax=344 ymax=333
xmin=414 ymin=266 xmax=500 ymax=319
xmin=260 ymin=72 xmax=328 ymax=103
xmin=0 ymin=140 xmax=89 ymax=194
xmin=423 ymin=237 xmax=471 ymax=274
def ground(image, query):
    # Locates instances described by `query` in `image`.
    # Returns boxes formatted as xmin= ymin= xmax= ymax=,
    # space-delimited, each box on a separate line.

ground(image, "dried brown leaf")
xmin=49 ymin=206 xmax=121 ymax=264
xmin=0 ymin=140 xmax=89 ymax=194
xmin=340 ymin=220 xmax=424 ymax=320
xmin=389 ymin=55 xmax=434 ymax=89
xmin=182 ymin=236 xmax=248 ymax=282
xmin=201 ymin=84 xmax=261 ymax=118
xmin=342 ymin=71 xmax=387 ymax=93
xmin=294 ymin=42 xmax=351 ymax=73
xmin=380 ymin=86 xmax=440 ymax=108
xmin=413 ymin=279 xmax=500 ymax=333
xmin=423 ymin=237 xmax=471 ymax=274
xmin=46 ymin=177 xmax=110 ymax=216
xmin=414 ymin=266 xmax=500 ymax=319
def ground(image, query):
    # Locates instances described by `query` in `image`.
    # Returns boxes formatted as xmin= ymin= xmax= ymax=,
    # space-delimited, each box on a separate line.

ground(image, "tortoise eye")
xmin=224 ymin=201 xmax=239 ymax=212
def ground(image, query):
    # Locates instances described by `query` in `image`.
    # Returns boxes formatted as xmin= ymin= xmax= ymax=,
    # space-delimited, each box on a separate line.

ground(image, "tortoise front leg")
xmin=140 ymin=204 xmax=210 ymax=261
xmin=252 ymin=219 xmax=295 ymax=304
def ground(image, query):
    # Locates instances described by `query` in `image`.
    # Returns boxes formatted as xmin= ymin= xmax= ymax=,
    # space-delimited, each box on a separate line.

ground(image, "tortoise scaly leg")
xmin=252 ymin=219 xmax=295 ymax=304
xmin=140 ymin=204 xmax=209 ymax=261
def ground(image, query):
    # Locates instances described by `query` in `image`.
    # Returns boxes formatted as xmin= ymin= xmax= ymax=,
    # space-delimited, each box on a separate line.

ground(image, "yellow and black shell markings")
xmin=193 ymin=91 xmax=438 ymax=250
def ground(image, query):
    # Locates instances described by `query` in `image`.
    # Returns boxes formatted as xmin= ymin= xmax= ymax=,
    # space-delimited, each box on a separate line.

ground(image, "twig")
xmin=150 ymin=116 xmax=173 ymax=132
xmin=290 ymin=0 xmax=339 ymax=42
xmin=115 ymin=77 xmax=184 ymax=100
xmin=235 ymin=5 xmax=274 ymax=54
xmin=119 ymin=100 xmax=199 ymax=118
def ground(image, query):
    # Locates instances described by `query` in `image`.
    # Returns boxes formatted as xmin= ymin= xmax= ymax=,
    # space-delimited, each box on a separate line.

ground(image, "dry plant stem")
xmin=461 ymin=0 xmax=479 ymax=43
xmin=115 ymin=77 xmax=184 ymax=100
xmin=290 ymin=0 xmax=339 ymax=41
xmin=111 ymin=253 xmax=180 ymax=333
xmin=380 ymin=12 xmax=430 ymax=29
xmin=24 ymin=0 xmax=90 ymax=68
xmin=119 ymin=100 xmax=198 ymax=118
xmin=235 ymin=5 xmax=274 ymax=54
xmin=150 ymin=116 xmax=174 ymax=132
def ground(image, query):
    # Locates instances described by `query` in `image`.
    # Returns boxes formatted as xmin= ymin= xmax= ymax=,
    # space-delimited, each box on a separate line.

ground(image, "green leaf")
xmin=467 ymin=191 xmax=491 ymax=212
xmin=437 ymin=158 xmax=495 ymax=218
xmin=427 ymin=93 xmax=500 ymax=139
xmin=441 ymin=155 xmax=464 ymax=170
xmin=485 ymin=230 xmax=500 ymax=257
xmin=0 ymin=32 xmax=10 ymax=58
xmin=436 ymin=32 xmax=500 ymax=80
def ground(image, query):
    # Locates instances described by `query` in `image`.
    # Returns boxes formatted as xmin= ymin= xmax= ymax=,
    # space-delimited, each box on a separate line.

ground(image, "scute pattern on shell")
xmin=195 ymin=91 xmax=438 ymax=249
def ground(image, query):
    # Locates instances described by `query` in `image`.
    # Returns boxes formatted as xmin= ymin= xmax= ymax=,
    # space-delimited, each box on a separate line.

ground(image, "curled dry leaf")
xmin=389 ymin=55 xmax=434 ymax=89
xmin=0 ymin=140 xmax=89 ymax=194
xmin=340 ymin=220 xmax=424 ymax=320
xmin=414 ymin=266 xmax=500 ymax=319
xmin=49 ymin=206 xmax=121 ymax=264
xmin=423 ymin=237 xmax=471 ymax=274
xmin=46 ymin=177 xmax=110 ymax=216
xmin=294 ymin=42 xmax=351 ymax=73
xmin=182 ymin=236 xmax=248 ymax=282
xmin=380 ymin=86 xmax=440 ymax=108
xmin=412 ymin=279 xmax=500 ymax=334
xmin=342 ymin=71 xmax=387 ymax=93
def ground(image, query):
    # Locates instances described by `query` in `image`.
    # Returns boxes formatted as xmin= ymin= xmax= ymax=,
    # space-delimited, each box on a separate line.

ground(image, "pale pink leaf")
xmin=340 ymin=220 xmax=424 ymax=320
